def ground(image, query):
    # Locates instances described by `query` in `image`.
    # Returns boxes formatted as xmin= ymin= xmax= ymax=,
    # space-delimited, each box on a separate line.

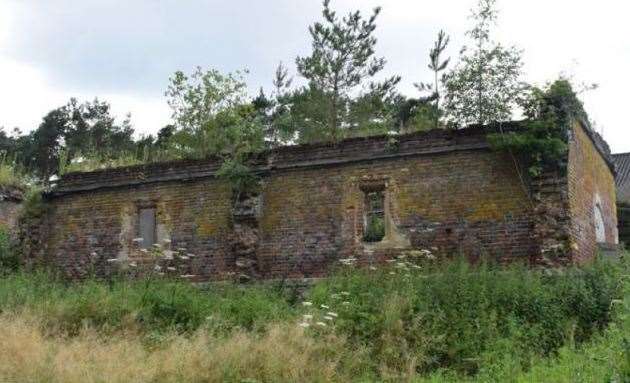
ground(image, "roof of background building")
xmin=613 ymin=152 xmax=630 ymax=204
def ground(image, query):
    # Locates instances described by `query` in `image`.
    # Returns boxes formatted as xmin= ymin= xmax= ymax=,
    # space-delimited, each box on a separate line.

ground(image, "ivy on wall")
xmin=487 ymin=79 xmax=589 ymax=177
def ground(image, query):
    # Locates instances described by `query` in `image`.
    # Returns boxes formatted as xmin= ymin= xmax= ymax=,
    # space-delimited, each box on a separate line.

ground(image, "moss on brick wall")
xmin=29 ymin=127 xmax=601 ymax=280
xmin=567 ymin=122 xmax=618 ymax=262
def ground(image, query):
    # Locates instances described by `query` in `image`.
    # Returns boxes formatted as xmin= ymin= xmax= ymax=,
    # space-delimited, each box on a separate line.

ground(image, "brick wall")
xmin=567 ymin=121 xmax=618 ymax=262
xmin=25 ymin=124 xmax=615 ymax=280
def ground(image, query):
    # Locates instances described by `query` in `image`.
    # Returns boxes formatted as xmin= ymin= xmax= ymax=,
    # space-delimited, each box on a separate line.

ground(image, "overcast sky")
xmin=1 ymin=0 xmax=629 ymax=152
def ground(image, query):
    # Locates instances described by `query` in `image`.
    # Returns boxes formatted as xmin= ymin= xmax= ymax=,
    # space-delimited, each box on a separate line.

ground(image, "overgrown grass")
xmin=0 ymin=271 xmax=297 ymax=336
xmin=308 ymin=258 xmax=622 ymax=378
xmin=0 ymin=158 xmax=29 ymax=188
xmin=0 ymin=256 xmax=627 ymax=382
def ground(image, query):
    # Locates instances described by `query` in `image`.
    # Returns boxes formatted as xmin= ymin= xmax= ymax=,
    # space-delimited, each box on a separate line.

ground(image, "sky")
xmin=1 ymin=0 xmax=629 ymax=152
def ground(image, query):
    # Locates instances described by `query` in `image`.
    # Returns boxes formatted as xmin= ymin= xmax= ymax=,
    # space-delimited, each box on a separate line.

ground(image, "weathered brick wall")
xmin=39 ymin=180 xmax=233 ymax=280
xmin=0 ymin=201 xmax=21 ymax=230
xmin=27 ymin=129 xmax=544 ymax=280
xmin=0 ymin=186 xmax=24 ymax=232
xmin=567 ymin=121 xmax=618 ymax=262
xmin=259 ymin=151 xmax=535 ymax=278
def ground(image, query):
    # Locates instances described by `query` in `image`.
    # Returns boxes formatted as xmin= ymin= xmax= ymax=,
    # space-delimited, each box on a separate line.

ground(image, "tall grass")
xmin=0 ymin=272 xmax=297 ymax=336
xmin=307 ymin=258 xmax=621 ymax=378
xmin=0 ymin=256 xmax=626 ymax=382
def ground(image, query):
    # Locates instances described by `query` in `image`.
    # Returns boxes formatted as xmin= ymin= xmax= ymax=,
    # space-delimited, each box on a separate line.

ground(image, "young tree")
xmin=296 ymin=0 xmax=400 ymax=141
xmin=165 ymin=67 xmax=265 ymax=192
xmin=443 ymin=0 xmax=526 ymax=126
xmin=415 ymin=30 xmax=450 ymax=129
xmin=165 ymin=67 xmax=263 ymax=159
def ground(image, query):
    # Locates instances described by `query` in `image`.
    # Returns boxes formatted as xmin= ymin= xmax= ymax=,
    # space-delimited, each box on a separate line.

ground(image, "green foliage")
xmin=443 ymin=0 xmax=526 ymax=126
xmin=487 ymin=79 xmax=585 ymax=176
xmin=0 ymin=226 xmax=18 ymax=273
xmin=20 ymin=186 xmax=46 ymax=219
xmin=0 ymin=158 xmax=29 ymax=189
xmin=165 ymin=67 xmax=266 ymax=193
xmin=308 ymin=257 xmax=623 ymax=377
xmin=363 ymin=215 xmax=385 ymax=242
xmin=0 ymin=271 xmax=296 ymax=336
xmin=216 ymin=158 xmax=260 ymax=196
xmin=0 ymin=255 xmax=627 ymax=381
xmin=295 ymin=0 xmax=400 ymax=141
xmin=415 ymin=30 xmax=451 ymax=130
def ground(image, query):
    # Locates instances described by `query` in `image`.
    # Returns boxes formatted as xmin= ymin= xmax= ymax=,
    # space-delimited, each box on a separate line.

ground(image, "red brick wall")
xmin=29 ymin=129 xmax=560 ymax=280
xmin=567 ymin=122 xmax=618 ymax=262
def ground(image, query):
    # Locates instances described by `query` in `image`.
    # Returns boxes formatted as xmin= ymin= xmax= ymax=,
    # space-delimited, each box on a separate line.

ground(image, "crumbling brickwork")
xmin=23 ymin=124 xmax=617 ymax=280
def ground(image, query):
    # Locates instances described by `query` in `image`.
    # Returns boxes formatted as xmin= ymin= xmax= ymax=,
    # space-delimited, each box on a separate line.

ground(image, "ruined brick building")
xmin=21 ymin=119 xmax=618 ymax=280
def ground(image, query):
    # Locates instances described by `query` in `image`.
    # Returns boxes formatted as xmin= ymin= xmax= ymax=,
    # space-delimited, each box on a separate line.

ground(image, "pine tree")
xmin=415 ymin=30 xmax=450 ymax=129
xmin=296 ymin=0 xmax=399 ymax=141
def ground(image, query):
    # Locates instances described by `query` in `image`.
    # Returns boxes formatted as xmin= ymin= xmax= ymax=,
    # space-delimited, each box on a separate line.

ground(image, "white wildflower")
xmin=179 ymin=256 xmax=189 ymax=261
xmin=298 ymin=322 xmax=310 ymax=328
xmin=320 ymin=304 xmax=329 ymax=309
xmin=303 ymin=314 xmax=313 ymax=320
xmin=323 ymin=316 xmax=334 ymax=321
xmin=326 ymin=312 xmax=338 ymax=317
xmin=154 ymin=265 xmax=162 ymax=271
xmin=315 ymin=322 xmax=327 ymax=327
xmin=302 ymin=301 xmax=313 ymax=307
xmin=106 ymin=258 xmax=118 ymax=263
xmin=389 ymin=271 xmax=396 ymax=275
xmin=140 ymin=248 xmax=149 ymax=253
xmin=342 ymin=301 xmax=350 ymax=306
xmin=167 ymin=266 xmax=176 ymax=272
xmin=340 ymin=291 xmax=350 ymax=296
xmin=90 ymin=251 xmax=97 ymax=257
xmin=152 ymin=243 xmax=162 ymax=249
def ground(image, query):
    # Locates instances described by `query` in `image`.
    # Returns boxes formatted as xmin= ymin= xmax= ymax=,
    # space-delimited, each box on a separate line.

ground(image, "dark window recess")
xmin=138 ymin=207 xmax=157 ymax=249
xmin=363 ymin=190 xmax=385 ymax=242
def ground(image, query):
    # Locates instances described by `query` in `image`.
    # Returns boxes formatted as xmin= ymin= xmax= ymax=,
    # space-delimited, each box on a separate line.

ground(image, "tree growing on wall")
xmin=415 ymin=30 xmax=450 ymax=129
xmin=443 ymin=0 xmax=526 ymax=127
xmin=295 ymin=0 xmax=400 ymax=141
xmin=165 ymin=67 xmax=265 ymax=193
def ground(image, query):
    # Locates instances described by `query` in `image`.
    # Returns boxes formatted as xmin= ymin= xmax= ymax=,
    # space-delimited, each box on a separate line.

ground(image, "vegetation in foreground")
xmin=0 ymin=255 xmax=627 ymax=382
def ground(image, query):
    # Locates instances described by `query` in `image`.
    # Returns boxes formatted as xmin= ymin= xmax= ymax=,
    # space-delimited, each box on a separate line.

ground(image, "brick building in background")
xmin=21 ymin=119 xmax=618 ymax=280
xmin=612 ymin=152 xmax=630 ymax=245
